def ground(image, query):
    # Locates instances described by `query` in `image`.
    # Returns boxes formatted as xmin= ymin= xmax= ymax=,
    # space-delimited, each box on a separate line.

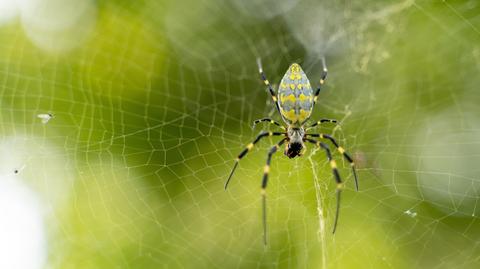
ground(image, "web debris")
xmin=37 ymin=113 xmax=53 ymax=124
xmin=404 ymin=209 xmax=417 ymax=218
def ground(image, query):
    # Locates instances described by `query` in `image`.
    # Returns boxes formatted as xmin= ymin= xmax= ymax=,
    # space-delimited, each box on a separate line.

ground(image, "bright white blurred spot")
xmin=0 ymin=175 xmax=46 ymax=269
xmin=19 ymin=0 xmax=97 ymax=53
xmin=0 ymin=136 xmax=73 ymax=207
xmin=0 ymin=135 xmax=73 ymax=268
xmin=0 ymin=0 xmax=18 ymax=25
xmin=37 ymin=113 xmax=53 ymax=124
xmin=416 ymin=110 xmax=480 ymax=217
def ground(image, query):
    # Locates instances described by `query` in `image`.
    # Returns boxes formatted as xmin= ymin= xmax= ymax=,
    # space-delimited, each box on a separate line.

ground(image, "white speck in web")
xmin=404 ymin=209 xmax=417 ymax=218
xmin=37 ymin=113 xmax=53 ymax=124
xmin=13 ymin=164 xmax=26 ymax=175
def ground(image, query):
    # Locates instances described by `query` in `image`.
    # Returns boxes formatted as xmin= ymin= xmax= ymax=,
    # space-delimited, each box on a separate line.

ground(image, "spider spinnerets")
xmin=224 ymin=57 xmax=359 ymax=245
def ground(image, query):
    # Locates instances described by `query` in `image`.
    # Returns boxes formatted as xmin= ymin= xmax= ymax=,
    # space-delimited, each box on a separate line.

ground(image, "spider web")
xmin=1 ymin=0 xmax=480 ymax=268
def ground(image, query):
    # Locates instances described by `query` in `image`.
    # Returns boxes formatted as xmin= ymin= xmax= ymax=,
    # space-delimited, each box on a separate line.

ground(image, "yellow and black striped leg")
xmin=306 ymin=119 xmax=338 ymax=131
xmin=256 ymin=58 xmax=281 ymax=112
xmin=306 ymin=138 xmax=344 ymax=234
xmin=252 ymin=118 xmax=285 ymax=130
xmin=306 ymin=133 xmax=359 ymax=191
xmin=224 ymin=131 xmax=285 ymax=190
xmin=313 ymin=57 xmax=328 ymax=106
xmin=261 ymin=138 xmax=287 ymax=245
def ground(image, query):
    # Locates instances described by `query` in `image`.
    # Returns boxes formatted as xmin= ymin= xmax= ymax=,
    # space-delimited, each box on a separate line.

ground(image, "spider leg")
xmin=224 ymin=131 xmax=285 ymax=190
xmin=305 ymin=119 xmax=338 ymax=131
xmin=256 ymin=58 xmax=281 ymax=113
xmin=305 ymin=138 xmax=343 ymax=234
xmin=261 ymin=138 xmax=287 ymax=245
xmin=313 ymin=56 xmax=328 ymax=106
xmin=306 ymin=133 xmax=359 ymax=191
xmin=252 ymin=118 xmax=285 ymax=130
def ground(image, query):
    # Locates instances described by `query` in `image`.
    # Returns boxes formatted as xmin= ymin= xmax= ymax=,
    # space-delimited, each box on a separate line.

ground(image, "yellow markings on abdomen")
xmin=289 ymin=73 xmax=302 ymax=80
xmin=298 ymin=109 xmax=310 ymax=123
xmin=280 ymin=94 xmax=296 ymax=104
xmin=247 ymin=143 xmax=254 ymax=150
xmin=278 ymin=63 xmax=313 ymax=124
xmin=298 ymin=94 xmax=312 ymax=102
xmin=290 ymin=63 xmax=301 ymax=73
xmin=280 ymin=92 xmax=312 ymax=103
xmin=280 ymin=108 xmax=311 ymax=124
xmin=281 ymin=109 xmax=297 ymax=122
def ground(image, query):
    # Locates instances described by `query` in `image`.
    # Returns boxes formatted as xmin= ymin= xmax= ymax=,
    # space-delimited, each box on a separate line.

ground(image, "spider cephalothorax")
xmin=224 ymin=57 xmax=359 ymax=245
xmin=285 ymin=127 xmax=305 ymax=158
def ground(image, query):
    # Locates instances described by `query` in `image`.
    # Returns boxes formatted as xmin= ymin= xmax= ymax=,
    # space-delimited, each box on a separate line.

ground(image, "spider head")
xmin=285 ymin=126 xmax=305 ymax=158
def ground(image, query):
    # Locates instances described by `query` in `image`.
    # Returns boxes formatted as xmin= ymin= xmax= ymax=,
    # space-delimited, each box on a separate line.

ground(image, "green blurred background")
xmin=0 ymin=0 xmax=480 ymax=268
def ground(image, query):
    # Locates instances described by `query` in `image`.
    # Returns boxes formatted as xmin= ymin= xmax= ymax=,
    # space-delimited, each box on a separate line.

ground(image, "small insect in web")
xmin=37 ymin=113 xmax=53 ymax=124
xmin=224 ymin=57 xmax=359 ymax=245
xmin=404 ymin=209 xmax=417 ymax=218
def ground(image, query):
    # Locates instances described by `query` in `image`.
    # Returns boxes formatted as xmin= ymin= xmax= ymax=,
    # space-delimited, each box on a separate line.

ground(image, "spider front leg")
xmin=305 ymin=138 xmax=343 ymax=234
xmin=306 ymin=133 xmax=359 ymax=191
xmin=313 ymin=56 xmax=328 ymax=106
xmin=256 ymin=58 xmax=281 ymax=113
xmin=224 ymin=131 xmax=285 ymax=190
xmin=261 ymin=138 xmax=287 ymax=245
xmin=252 ymin=118 xmax=285 ymax=130
xmin=306 ymin=119 xmax=338 ymax=131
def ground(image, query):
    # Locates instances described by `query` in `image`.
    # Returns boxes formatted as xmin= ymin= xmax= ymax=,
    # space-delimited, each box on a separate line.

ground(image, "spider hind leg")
xmin=261 ymin=138 xmax=287 ymax=245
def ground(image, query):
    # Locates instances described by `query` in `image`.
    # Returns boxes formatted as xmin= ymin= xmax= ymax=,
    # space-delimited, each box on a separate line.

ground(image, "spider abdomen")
xmin=277 ymin=63 xmax=313 ymax=126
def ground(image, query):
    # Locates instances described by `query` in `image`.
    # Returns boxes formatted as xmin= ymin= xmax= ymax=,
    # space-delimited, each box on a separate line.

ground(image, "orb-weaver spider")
xmin=224 ymin=57 xmax=359 ymax=245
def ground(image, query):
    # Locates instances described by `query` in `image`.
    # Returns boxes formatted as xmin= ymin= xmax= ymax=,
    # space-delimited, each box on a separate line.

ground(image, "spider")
xmin=224 ymin=57 xmax=359 ymax=245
